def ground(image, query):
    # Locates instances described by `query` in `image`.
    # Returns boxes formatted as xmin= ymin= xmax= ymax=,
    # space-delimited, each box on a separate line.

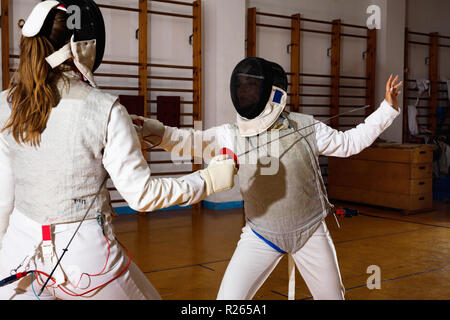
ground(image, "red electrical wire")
xmin=32 ymin=236 xmax=132 ymax=297
xmin=71 ymin=235 xmax=111 ymax=290
xmin=57 ymin=244 xmax=132 ymax=297
xmin=34 ymin=235 xmax=110 ymax=289
xmin=34 ymin=270 xmax=56 ymax=288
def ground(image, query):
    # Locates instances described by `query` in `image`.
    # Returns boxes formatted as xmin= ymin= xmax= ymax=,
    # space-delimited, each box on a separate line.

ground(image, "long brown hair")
xmin=2 ymin=10 xmax=72 ymax=147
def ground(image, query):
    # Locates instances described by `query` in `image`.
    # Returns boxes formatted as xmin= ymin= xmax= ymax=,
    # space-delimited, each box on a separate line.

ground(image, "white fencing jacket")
xmin=153 ymin=100 xmax=400 ymax=251
xmin=235 ymin=111 xmax=332 ymax=253
xmin=159 ymin=100 xmax=400 ymax=161
xmin=0 ymin=75 xmax=206 ymax=247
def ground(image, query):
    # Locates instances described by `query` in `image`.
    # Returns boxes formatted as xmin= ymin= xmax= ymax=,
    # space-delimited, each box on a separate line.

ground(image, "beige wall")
xmin=406 ymin=0 xmax=450 ymax=81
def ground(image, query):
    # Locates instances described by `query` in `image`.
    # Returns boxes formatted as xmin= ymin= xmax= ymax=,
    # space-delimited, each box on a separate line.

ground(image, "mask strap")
xmin=45 ymin=35 xmax=98 ymax=88
xmin=71 ymin=38 xmax=98 ymax=88
xmin=45 ymin=43 xmax=72 ymax=69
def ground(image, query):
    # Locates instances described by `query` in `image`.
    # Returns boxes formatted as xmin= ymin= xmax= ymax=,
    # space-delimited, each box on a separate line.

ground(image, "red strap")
xmin=42 ymin=225 xmax=52 ymax=242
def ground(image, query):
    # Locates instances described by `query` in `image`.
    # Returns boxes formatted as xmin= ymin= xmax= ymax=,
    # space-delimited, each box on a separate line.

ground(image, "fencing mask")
xmin=230 ymin=57 xmax=288 ymax=137
xmin=22 ymin=0 xmax=106 ymax=87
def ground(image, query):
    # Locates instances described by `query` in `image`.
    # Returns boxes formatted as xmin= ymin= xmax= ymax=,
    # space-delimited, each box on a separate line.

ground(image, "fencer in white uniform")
xmin=0 ymin=0 xmax=236 ymax=300
xmin=132 ymin=57 xmax=403 ymax=300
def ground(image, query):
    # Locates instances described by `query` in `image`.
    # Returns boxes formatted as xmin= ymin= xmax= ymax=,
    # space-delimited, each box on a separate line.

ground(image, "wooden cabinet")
xmin=328 ymin=143 xmax=436 ymax=214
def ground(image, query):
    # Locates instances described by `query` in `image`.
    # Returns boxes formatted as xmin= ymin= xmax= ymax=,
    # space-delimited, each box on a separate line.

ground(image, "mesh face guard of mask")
xmin=230 ymin=57 xmax=288 ymax=120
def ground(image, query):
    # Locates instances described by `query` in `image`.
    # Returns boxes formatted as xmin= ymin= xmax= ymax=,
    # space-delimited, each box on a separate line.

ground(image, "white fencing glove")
xmin=130 ymin=115 xmax=165 ymax=145
xmin=200 ymin=155 xmax=238 ymax=197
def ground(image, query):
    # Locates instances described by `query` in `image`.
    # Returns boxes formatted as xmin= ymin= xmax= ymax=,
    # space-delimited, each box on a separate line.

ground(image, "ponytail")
xmin=1 ymin=10 xmax=70 ymax=147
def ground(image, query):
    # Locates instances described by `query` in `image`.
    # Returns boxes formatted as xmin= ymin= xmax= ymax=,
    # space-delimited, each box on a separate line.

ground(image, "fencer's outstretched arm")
xmin=315 ymin=75 xmax=402 ymax=157
xmin=131 ymin=115 xmax=232 ymax=161
xmin=315 ymin=99 xmax=400 ymax=157
xmin=0 ymin=133 xmax=14 ymax=249
xmin=162 ymin=125 xmax=233 ymax=160
xmin=103 ymin=103 xmax=234 ymax=212
xmin=137 ymin=105 xmax=399 ymax=160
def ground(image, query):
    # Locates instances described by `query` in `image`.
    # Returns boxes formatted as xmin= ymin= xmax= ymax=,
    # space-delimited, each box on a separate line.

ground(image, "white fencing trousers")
xmin=217 ymin=221 xmax=345 ymax=300
xmin=0 ymin=209 xmax=161 ymax=300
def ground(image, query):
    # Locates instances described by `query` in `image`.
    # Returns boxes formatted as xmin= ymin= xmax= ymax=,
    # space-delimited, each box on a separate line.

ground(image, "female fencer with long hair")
xmin=0 ymin=0 xmax=236 ymax=300
xmin=132 ymin=57 xmax=402 ymax=300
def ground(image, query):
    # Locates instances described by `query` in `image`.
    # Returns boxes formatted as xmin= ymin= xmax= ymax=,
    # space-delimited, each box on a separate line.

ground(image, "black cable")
xmin=38 ymin=175 xmax=109 ymax=296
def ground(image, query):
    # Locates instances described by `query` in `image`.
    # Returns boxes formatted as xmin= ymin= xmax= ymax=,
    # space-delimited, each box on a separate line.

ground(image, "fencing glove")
xmin=200 ymin=155 xmax=237 ymax=197
xmin=130 ymin=115 xmax=166 ymax=145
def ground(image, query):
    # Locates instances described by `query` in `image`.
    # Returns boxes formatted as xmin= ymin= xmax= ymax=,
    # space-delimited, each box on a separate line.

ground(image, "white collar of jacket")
xmin=236 ymin=87 xmax=287 ymax=137
xmin=46 ymin=35 xmax=98 ymax=88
